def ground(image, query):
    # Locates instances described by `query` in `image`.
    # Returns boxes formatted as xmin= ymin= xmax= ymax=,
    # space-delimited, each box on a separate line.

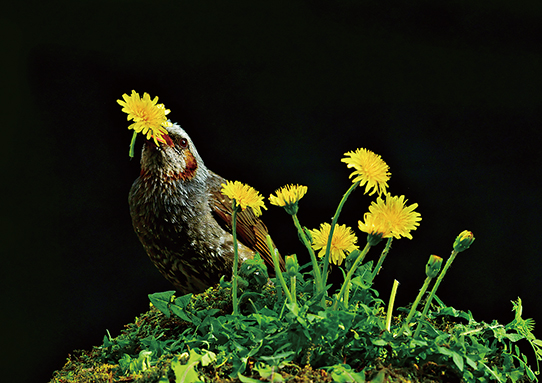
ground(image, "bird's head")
xmin=139 ymin=123 xmax=208 ymax=184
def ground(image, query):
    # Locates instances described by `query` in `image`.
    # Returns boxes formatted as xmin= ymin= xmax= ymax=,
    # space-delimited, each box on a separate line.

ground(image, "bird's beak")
xmin=147 ymin=134 xmax=174 ymax=148
xmin=161 ymin=134 xmax=175 ymax=147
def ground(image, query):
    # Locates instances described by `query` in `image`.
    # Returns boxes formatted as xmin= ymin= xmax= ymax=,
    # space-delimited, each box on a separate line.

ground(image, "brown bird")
xmin=128 ymin=123 xmax=284 ymax=294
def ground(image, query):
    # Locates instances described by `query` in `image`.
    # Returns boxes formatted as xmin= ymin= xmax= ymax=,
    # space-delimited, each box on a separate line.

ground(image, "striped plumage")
xmin=129 ymin=123 xmax=284 ymax=294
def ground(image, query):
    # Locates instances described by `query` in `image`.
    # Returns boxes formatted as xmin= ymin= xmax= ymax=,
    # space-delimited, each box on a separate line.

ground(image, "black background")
xmin=3 ymin=1 xmax=542 ymax=382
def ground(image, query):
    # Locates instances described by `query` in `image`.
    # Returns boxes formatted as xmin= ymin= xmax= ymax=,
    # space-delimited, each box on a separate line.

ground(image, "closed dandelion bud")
xmin=285 ymin=254 xmax=300 ymax=277
xmin=453 ymin=230 xmax=475 ymax=253
xmin=425 ymin=254 xmax=443 ymax=278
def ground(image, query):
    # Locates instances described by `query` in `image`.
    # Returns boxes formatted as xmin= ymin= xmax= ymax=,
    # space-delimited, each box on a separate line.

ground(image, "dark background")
xmin=3 ymin=1 xmax=542 ymax=382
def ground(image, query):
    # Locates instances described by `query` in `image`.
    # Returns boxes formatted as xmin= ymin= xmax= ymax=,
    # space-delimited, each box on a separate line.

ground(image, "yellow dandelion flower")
xmin=341 ymin=148 xmax=391 ymax=196
xmin=221 ymin=180 xmax=267 ymax=217
xmin=269 ymin=184 xmax=308 ymax=215
xmin=310 ymin=223 xmax=359 ymax=265
xmin=358 ymin=194 xmax=421 ymax=240
xmin=358 ymin=210 xmax=392 ymax=238
xmin=117 ymin=90 xmax=173 ymax=145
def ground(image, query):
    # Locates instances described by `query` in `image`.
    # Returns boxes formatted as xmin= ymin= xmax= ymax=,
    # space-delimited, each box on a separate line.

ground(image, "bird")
xmin=128 ymin=123 xmax=284 ymax=294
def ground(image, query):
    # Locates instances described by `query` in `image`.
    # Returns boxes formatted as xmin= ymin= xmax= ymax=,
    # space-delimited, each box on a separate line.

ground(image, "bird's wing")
xmin=207 ymin=172 xmax=285 ymax=273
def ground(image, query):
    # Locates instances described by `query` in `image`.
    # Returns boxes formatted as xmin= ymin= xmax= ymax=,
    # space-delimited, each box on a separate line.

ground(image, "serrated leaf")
xmin=148 ymin=291 xmax=175 ymax=317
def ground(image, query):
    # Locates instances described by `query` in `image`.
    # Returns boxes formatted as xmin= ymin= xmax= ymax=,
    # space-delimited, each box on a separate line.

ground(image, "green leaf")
xmin=260 ymin=351 xmax=296 ymax=366
xmin=368 ymin=369 xmax=385 ymax=383
xmin=437 ymin=305 xmax=471 ymax=321
xmin=506 ymin=333 xmax=524 ymax=342
xmin=452 ymin=351 xmax=464 ymax=371
xmin=327 ymin=364 xmax=366 ymax=383
xmin=170 ymin=304 xmax=193 ymax=323
xmin=253 ymin=363 xmax=284 ymax=382
xmin=200 ymin=350 xmax=217 ymax=367
xmin=371 ymin=339 xmax=388 ymax=347
xmin=171 ymin=350 xmax=203 ymax=383
xmin=175 ymin=293 xmax=193 ymax=308
xmin=219 ymin=275 xmax=231 ymax=288
xmin=465 ymin=355 xmax=477 ymax=369
xmin=237 ymin=373 xmax=263 ymax=383
xmin=148 ymin=291 xmax=175 ymax=317
xmin=239 ymin=252 xmax=269 ymax=291
xmin=119 ymin=350 xmax=153 ymax=374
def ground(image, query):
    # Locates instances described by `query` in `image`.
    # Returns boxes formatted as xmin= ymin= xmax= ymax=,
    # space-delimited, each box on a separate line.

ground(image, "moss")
xmin=49 ymin=286 xmax=537 ymax=383
xmin=48 ymin=307 xmax=462 ymax=383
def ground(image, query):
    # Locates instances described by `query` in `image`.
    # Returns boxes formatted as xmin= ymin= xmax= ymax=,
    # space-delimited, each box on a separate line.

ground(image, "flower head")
xmin=221 ymin=181 xmax=267 ymax=217
xmin=269 ymin=184 xmax=308 ymax=215
xmin=117 ymin=90 xmax=173 ymax=146
xmin=453 ymin=230 xmax=475 ymax=253
xmin=341 ymin=148 xmax=391 ymax=196
xmin=425 ymin=254 xmax=443 ymax=278
xmin=285 ymin=254 xmax=300 ymax=277
xmin=310 ymin=223 xmax=359 ymax=265
xmin=358 ymin=194 xmax=421 ymax=240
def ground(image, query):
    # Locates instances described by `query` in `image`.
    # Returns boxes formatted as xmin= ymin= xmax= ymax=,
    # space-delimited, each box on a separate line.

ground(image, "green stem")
xmin=414 ymin=250 xmax=459 ymax=338
xmin=290 ymin=276 xmax=297 ymax=306
xmin=231 ymin=206 xmax=240 ymax=315
xmin=322 ymin=181 xmax=360 ymax=288
xmin=266 ymin=235 xmax=295 ymax=305
xmin=292 ymin=213 xmax=323 ymax=295
xmin=370 ymin=237 xmax=393 ymax=281
xmin=386 ymin=279 xmax=400 ymax=332
xmin=129 ymin=130 xmax=138 ymax=158
xmin=402 ymin=276 xmax=432 ymax=333
xmin=333 ymin=241 xmax=371 ymax=310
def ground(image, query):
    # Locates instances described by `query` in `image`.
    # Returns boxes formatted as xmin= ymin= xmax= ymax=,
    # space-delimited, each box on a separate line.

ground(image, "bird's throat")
xmin=141 ymin=148 xmax=199 ymax=182
xmin=165 ymin=149 xmax=199 ymax=182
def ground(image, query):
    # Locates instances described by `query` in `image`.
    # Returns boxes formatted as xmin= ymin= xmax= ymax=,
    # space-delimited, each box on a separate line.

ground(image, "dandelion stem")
xmin=291 ymin=214 xmax=323 ymax=296
xmin=231 ymin=204 xmax=240 ymax=315
xmin=290 ymin=276 xmax=297 ymax=306
xmin=403 ymin=276 xmax=432 ymax=333
xmin=266 ymin=235 xmax=295 ymax=306
xmin=129 ymin=130 xmax=138 ymax=158
xmin=414 ymin=250 xmax=459 ymax=338
xmin=386 ymin=279 xmax=400 ymax=332
xmin=370 ymin=237 xmax=393 ymax=281
xmin=333 ymin=241 xmax=371 ymax=310
xmin=322 ymin=181 xmax=360 ymax=288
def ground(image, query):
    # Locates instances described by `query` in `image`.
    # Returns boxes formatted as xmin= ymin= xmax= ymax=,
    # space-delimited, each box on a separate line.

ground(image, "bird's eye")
xmin=179 ymin=138 xmax=188 ymax=148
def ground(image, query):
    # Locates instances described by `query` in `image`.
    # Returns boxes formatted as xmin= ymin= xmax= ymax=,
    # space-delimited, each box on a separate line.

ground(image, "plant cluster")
xmin=48 ymin=91 xmax=542 ymax=382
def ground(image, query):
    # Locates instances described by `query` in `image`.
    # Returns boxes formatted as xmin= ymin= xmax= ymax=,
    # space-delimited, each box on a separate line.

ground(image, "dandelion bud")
xmin=453 ymin=230 xmax=475 ymax=253
xmin=285 ymin=254 xmax=300 ymax=277
xmin=425 ymin=254 xmax=443 ymax=278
